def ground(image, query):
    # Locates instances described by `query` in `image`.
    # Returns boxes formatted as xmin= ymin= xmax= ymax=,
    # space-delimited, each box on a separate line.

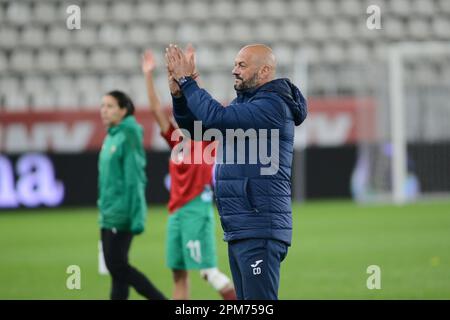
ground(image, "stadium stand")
xmin=1 ymin=0 xmax=449 ymax=111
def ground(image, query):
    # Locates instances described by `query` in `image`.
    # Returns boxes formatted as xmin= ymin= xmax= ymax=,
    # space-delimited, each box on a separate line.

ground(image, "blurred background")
xmin=1 ymin=0 xmax=450 ymax=299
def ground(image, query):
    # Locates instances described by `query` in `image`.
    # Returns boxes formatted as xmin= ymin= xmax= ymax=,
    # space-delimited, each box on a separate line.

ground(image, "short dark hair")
xmin=106 ymin=90 xmax=135 ymax=117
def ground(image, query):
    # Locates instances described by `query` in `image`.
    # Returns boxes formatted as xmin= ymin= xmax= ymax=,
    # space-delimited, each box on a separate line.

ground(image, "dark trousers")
xmin=101 ymin=228 xmax=166 ymax=300
xmin=228 ymin=238 xmax=288 ymax=300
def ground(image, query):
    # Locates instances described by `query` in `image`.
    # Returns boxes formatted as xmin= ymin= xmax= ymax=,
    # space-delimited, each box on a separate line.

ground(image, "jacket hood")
xmin=258 ymin=78 xmax=307 ymax=126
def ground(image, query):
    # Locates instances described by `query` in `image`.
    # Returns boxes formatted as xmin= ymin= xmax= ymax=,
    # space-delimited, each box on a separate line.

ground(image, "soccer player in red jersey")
xmin=141 ymin=48 xmax=236 ymax=300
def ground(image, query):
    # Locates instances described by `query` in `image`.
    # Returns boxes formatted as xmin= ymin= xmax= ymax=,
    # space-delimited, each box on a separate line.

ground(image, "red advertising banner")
xmin=0 ymin=98 xmax=376 ymax=153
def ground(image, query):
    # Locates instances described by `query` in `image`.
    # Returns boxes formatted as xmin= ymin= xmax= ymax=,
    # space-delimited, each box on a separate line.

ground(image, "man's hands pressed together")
xmin=165 ymin=44 xmax=197 ymax=84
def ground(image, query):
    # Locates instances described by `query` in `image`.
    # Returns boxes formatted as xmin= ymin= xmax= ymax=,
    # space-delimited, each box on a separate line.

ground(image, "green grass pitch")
xmin=0 ymin=200 xmax=449 ymax=299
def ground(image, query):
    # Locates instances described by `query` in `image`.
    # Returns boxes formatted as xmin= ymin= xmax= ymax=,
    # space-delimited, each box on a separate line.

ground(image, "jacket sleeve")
xmin=122 ymin=129 xmax=147 ymax=235
xmin=172 ymin=93 xmax=211 ymax=140
xmin=172 ymin=94 xmax=197 ymax=136
xmin=180 ymin=78 xmax=286 ymax=131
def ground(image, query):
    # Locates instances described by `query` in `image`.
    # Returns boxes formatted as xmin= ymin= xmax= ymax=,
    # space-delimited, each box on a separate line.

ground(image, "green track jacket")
xmin=97 ymin=115 xmax=147 ymax=234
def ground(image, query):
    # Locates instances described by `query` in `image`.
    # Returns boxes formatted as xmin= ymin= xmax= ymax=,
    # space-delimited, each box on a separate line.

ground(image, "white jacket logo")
xmin=251 ymin=260 xmax=263 ymax=275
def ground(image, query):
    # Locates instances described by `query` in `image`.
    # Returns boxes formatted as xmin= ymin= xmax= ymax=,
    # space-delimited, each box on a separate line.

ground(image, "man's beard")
xmin=234 ymin=72 xmax=259 ymax=91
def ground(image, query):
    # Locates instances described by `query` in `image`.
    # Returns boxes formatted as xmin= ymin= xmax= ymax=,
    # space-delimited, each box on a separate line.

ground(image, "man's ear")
xmin=259 ymin=65 xmax=271 ymax=80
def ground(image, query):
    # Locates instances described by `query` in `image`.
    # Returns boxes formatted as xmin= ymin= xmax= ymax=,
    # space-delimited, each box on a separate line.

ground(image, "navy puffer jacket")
xmin=173 ymin=78 xmax=307 ymax=245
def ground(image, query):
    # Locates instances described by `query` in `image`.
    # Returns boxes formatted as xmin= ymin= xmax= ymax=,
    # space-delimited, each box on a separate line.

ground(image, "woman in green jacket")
xmin=98 ymin=90 xmax=166 ymax=300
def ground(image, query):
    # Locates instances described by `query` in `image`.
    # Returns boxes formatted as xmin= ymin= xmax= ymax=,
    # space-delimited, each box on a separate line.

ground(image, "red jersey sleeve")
xmin=160 ymin=122 xmax=180 ymax=150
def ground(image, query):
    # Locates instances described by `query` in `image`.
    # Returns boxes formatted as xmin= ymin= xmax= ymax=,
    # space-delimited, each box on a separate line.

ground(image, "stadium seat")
xmin=0 ymin=26 xmax=19 ymax=49
xmin=238 ymin=0 xmax=262 ymax=21
xmin=74 ymin=26 xmax=98 ymax=47
xmin=414 ymin=61 xmax=440 ymax=85
xmin=272 ymin=44 xmax=295 ymax=68
xmin=289 ymin=0 xmax=312 ymax=19
xmin=61 ymin=49 xmax=86 ymax=71
xmin=347 ymin=43 xmax=371 ymax=62
xmin=254 ymin=20 xmax=279 ymax=43
xmin=148 ymin=49 xmax=166 ymax=70
xmin=203 ymin=22 xmax=227 ymax=44
xmin=114 ymin=48 xmax=139 ymax=71
xmin=21 ymin=26 xmax=46 ymax=49
xmin=47 ymin=25 xmax=73 ymax=48
xmin=33 ymin=2 xmax=57 ymax=24
xmin=383 ymin=18 xmax=406 ymax=40
xmin=211 ymin=1 xmax=234 ymax=21
xmin=50 ymin=75 xmax=74 ymax=93
xmin=228 ymin=21 xmax=254 ymax=43
xmin=1 ymin=77 xmax=21 ymax=96
xmin=389 ymin=0 xmax=411 ymax=17
xmin=32 ymin=91 xmax=57 ymax=110
xmin=339 ymin=65 xmax=367 ymax=92
xmin=89 ymin=49 xmax=112 ymax=71
xmin=55 ymin=89 xmax=79 ymax=110
xmin=155 ymin=73 xmax=172 ymax=106
xmin=412 ymin=0 xmax=436 ymax=17
xmin=85 ymin=2 xmax=108 ymax=23
xmin=35 ymin=49 xmax=60 ymax=72
xmin=75 ymin=75 xmax=100 ymax=95
xmin=162 ymin=1 xmax=185 ymax=22
xmin=309 ymin=65 xmax=336 ymax=94
xmin=306 ymin=19 xmax=330 ymax=41
xmin=301 ymin=44 xmax=322 ymax=65
xmin=372 ymin=43 xmax=389 ymax=61
xmin=125 ymin=24 xmax=152 ymax=47
xmin=432 ymin=17 xmax=450 ymax=40
xmin=340 ymin=0 xmax=363 ymax=17
xmin=98 ymin=24 xmax=124 ymax=47
xmin=176 ymin=22 xmax=202 ymax=44
xmin=438 ymin=0 xmax=450 ymax=13
xmin=331 ymin=19 xmax=355 ymax=41
xmin=279 ymin=20 xmax=304 ymax=43
xmin=207 ymin=74 xmax=231 ymax=103
xmin=101 ymin=74 xmax=130 ymax=94
xmin=322 ymin=42 xmax=346 ymax=64
xmin=153 ymin=23 xmax=177 ymax=45
xmin=10 ymin=50 xmax=34 ymax=72
xmin=315 ymin=0 xmax=336 ymax=18
xmin=4 ymin=89 xmax=30 ymax=111
xmin=79 ymin=90 xmax=101 ymax=110
xmin=263 ymin=0 xmax=287 ymax=20
xmin=196 ymin=46 xmax=218 ymax=70
xmin=110 ymin=2 xmax=134 ymax=23
xmin=0 ymin=52 xmax=8 ymax=73
xmin=129 ymin=73 xmax=148 ymax=107
xmin=220 ymin=45 xmax=241 ymax=69
xmin=408 ymin=19 xmax=431 ymax=40
xmin=75 ymin=75 xmax=101 ymax=109
xmin=441 ymin=63 xmax=450 ymax=83
xmin=187 ymin=1 xmax=210 ymax=22
xmin=6 ymin=2 xmax=31 ymax=25
xmin=135 ymin=0 xmax=160 ymax=22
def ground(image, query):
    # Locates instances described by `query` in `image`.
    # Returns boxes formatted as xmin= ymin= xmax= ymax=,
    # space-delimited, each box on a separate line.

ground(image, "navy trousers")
xmin=228 ymin=238 xmax=289 ymax=300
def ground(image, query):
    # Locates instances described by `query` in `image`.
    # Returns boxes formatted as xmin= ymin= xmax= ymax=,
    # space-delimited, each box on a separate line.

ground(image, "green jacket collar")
xmin=108 ymin=115 xmax=136 ymax=135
